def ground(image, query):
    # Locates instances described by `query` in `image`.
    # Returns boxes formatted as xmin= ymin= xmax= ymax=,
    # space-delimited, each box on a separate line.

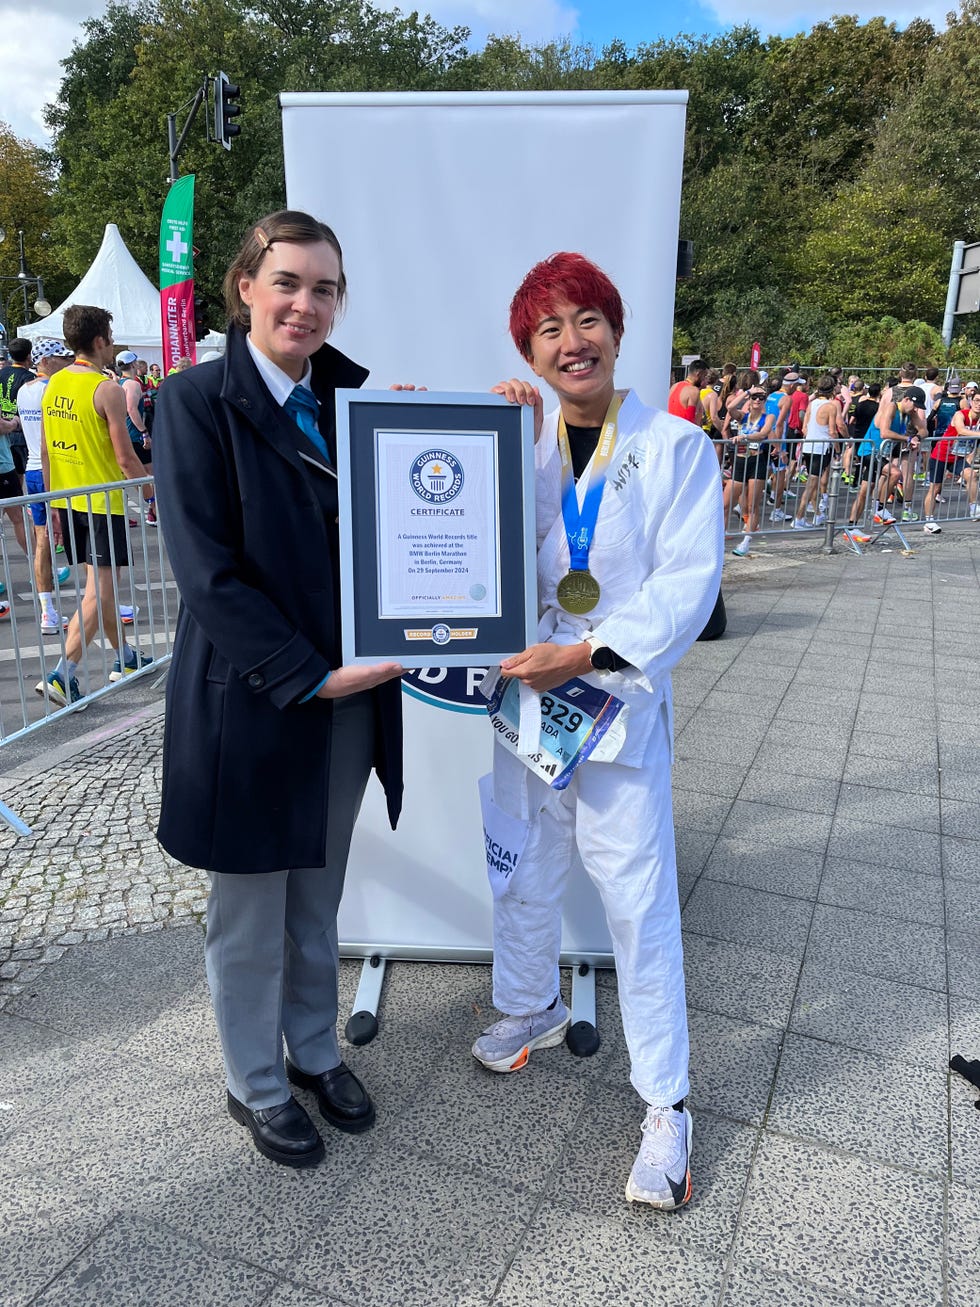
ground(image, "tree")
xmin=825 ymin=317 xmax=948 ymax=370
xmin=45 ymin=0 xmax=471 ymax=326
xmin=0 ymin=122 xmax=70 ymax=319
xmin=795 ymin=180 xmax=950 ymax=323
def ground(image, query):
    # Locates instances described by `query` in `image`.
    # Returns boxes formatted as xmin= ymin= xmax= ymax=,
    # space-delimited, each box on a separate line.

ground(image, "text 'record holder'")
xmin=336 ymin=390 xmax=538 ymax=669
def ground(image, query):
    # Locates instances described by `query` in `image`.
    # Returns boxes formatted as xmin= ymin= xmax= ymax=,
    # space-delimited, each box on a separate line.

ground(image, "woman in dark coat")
xmin=154 ymin=210 xmax=404 ymax=1167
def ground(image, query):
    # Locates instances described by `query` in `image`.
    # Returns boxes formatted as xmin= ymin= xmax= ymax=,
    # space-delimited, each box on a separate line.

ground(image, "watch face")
xmin=590 ymin=644 xmax=616 ymax=671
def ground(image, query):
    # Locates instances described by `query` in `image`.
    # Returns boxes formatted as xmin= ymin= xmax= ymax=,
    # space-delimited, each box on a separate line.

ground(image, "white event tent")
xmin=18 ymin=223 xmax=167 ymax=365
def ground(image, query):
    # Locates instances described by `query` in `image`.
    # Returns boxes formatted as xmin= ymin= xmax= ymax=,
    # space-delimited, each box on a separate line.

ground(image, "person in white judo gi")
xmin=473 ymin=252 xmax=723 ymax=1210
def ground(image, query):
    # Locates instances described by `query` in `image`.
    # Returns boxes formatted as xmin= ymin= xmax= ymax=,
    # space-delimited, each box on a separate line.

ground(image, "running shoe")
xmin=108 ymin=648 xmax=154 ymax=682
xmin=119 ymin=605 xmax=139 ymax=626
xmin=770 ymin=508 xmax=789 ymax=522
xmin=56 ymin=566 xmax=71 ymax=585
xmin=873 ymin=509 xmax=897 ymax=525
xmin=40 ymin=612 xmax=69 ymax=633
xmin=35 ymin=670 xmax=85 ymax=707
xmin=625 ymin=1105 xmax=693 ymax=1210
xmin=923 ymin=519 xmax=942 ymax=535
xmin=471 ymin=1001 xmax=570 ymax=1072
xmin=844 ymin=528 xmax=872 ymax=545
xmin=0 ymin=581 xmax=5 ymax=597
xmin=146 ymin=508 xmax=158 ymax=527
xmin=731 ymin=536 xmax=752 ymax=557
xmin=0 ymin=601 xmax=8 ymax=619
xmin=902 ymin=510 xmax=919 ymax=522
xmin=792 ymin=519 xmax=811 ymax=530
xmin=813 ymin=513 xmax=827 ymax=527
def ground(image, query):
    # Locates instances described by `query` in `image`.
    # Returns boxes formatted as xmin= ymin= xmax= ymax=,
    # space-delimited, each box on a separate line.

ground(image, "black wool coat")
xmin=153 ymin=326 xmax=403 ymax=874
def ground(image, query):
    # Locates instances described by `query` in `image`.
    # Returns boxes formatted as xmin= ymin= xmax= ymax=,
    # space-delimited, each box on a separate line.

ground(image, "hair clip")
xmin=255 ymin=226 xmax=271 ymax=250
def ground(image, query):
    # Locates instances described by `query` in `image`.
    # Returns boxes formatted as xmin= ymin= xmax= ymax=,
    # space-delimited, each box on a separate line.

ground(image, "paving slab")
xmin=790 ymin=956 xmax=949 ymax=1069
xmin=733 ymin=1134 xmax=945 ymax=1307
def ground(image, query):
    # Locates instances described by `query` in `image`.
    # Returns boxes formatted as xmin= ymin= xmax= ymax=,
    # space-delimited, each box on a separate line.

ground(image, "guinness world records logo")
xmin=411 ymin=449 xmax=464 ymax=504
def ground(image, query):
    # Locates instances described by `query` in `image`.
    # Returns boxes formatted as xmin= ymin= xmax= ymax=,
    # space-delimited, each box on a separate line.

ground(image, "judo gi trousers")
xmin=204 ymin=693 xmax=375 ymax=1109
xmin=491 ymin=699 xmax=689 ymax=1107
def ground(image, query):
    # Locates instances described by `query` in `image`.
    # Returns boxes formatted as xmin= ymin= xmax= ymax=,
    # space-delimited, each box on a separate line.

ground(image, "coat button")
xmin=247 ymin=672 xmax=264 ymax=689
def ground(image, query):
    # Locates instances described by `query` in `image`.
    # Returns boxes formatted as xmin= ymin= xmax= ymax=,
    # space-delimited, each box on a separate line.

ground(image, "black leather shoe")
xmin=285 ymin=1058 xmax=376 ymax=1133
xmin=226 ymin=1091 xmax=325 ymax=1167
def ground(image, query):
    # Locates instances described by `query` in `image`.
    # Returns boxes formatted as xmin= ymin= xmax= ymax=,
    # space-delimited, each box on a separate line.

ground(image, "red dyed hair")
xmin=509 ymin=252 xmax=625 ymax=361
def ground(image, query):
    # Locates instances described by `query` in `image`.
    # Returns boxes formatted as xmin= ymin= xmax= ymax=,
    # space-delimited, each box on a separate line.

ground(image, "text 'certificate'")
xmin=375 ymin=430 xmax=501 ymax=620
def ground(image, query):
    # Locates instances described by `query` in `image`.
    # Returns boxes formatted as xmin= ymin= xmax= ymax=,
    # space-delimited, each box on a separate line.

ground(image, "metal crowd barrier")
xmin=714 ymin=432 xmax=980 ymax=553
xmin=0 ymin=475 xmax=174 ymax=759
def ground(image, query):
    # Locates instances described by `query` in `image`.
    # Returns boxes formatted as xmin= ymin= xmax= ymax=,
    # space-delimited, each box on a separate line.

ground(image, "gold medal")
xmin=557 ymin=569 xmax=601 ymax=615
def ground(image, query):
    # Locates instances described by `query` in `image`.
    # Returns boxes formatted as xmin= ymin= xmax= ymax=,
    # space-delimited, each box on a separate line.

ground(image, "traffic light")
xmin=214 ymin=72 xmax=241 ymax=151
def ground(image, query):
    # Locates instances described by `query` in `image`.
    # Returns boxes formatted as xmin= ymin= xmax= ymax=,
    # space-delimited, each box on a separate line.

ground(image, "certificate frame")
xmin=336 ymin=390 xmax=537 ymax=668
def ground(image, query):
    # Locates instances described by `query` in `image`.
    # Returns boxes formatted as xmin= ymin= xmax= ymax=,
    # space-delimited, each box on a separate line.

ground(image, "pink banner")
xmin=160 ymin=278 xmax=197 ymax=373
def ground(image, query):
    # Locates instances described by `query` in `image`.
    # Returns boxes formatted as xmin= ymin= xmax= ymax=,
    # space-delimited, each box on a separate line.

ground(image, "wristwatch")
xmin=585 ymin=634 xmax=619 ymax=673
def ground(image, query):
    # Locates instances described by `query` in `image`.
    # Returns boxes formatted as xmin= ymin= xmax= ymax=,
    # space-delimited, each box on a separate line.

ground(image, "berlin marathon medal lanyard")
xmin=555 ymin=394 xmax=622 ymax=615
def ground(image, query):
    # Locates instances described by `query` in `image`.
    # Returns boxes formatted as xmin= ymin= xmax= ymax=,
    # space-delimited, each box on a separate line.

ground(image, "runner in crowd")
xmin=116 ymin=351 xmax=156 ymax=526
xmin=36 ymin=305 xmax=154 ymax=706
xmin=766 ymin=370 xmax=798 ymax=522
xmin=667 ymin=359 xmax=706 ymax=426
xmin=949 ymin=388 xmax=980 ymax=519
xmin=793 ymin=374 xmax=844 ymax=529
xmin=15 ymin=339 xmax=75 ymax=631
xmin=726 ymin=383 xmax=774 ymax=555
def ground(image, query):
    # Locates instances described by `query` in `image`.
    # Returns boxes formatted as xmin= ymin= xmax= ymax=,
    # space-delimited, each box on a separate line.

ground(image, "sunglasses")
xmin=747 ymin=392 xmax=766 ymax=399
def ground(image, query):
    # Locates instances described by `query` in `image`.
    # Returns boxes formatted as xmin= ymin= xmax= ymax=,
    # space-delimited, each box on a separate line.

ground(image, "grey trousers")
xmin=204 ymin=693 xmax=375 ymax=1109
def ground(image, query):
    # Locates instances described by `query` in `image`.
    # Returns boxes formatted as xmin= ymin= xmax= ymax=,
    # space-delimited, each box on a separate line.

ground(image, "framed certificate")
xmin=336 ymin=390 xmax=537 ymax=667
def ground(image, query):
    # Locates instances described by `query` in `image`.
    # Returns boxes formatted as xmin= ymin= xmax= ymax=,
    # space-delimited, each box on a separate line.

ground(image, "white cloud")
xmin=417 ymin=0 xmax=580 ymax=45
xmin=1 ymin=6 xmax=102 ymax=145
xmin=704 ymin=0 xmax=953 ymax=33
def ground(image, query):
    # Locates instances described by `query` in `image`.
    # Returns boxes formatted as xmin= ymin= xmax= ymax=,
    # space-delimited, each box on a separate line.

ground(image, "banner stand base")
xmin=340 ymin=949 xmax=613 ymax=1052
xmin=566 ymin=962 xmax=601 ymax=1058
xmin=344 ymin=954 xmax=387 ymax=1046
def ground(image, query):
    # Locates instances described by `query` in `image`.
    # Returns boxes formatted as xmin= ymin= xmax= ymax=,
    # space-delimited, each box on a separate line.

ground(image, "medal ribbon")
xmin=557 ymin=394 xmax=622 ymax=573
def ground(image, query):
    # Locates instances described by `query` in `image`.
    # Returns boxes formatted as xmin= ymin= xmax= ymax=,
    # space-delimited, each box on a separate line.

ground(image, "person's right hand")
xmin=492 ymin=379 xmax=543 ymax=442
xmin=315 ymin=662 xmax=404 ymax=699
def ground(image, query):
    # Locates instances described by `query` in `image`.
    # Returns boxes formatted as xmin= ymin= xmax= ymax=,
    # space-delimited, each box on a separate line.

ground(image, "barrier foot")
xmin=0 ymin=799 xmax=32 ymax=837
xmin=566 ymin=961 xmax=600 ymax=1058
xmin=345 ymin=954 xmax=386 ymax=1045
xmin=892 ymin=522 xmax=912 ymax=550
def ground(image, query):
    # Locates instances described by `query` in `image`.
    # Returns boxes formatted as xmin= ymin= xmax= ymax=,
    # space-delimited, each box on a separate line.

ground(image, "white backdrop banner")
xmin=280 ymin=90 xmax=688 ymax=961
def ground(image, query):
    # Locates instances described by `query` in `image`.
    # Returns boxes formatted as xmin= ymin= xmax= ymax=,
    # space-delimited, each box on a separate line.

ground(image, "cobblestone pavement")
xmin=0 ymin=708 xmax=206 ymax=1008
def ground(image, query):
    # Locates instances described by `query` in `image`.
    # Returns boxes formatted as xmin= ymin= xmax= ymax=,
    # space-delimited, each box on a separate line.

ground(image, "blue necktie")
xmin=284 ymin=385 xmax=330 ymax=464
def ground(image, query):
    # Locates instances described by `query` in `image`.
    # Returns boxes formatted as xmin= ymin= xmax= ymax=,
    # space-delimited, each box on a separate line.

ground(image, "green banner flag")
xmin=159 ymin=174 xmax=196 ymax=371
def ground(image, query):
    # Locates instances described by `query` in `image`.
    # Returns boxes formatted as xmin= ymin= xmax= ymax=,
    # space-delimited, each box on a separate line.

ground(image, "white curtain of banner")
xmin=280 ymin=90 xmax=688 ymax=961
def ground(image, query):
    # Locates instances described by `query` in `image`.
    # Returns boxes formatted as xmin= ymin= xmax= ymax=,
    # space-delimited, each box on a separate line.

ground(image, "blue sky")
xmin=2 ymin=0 xmax=953 ymax=146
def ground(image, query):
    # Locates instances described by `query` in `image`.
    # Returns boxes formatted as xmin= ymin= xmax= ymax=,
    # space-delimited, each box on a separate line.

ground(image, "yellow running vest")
xmin=43 ymin=367 xmax=125 ymax=514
